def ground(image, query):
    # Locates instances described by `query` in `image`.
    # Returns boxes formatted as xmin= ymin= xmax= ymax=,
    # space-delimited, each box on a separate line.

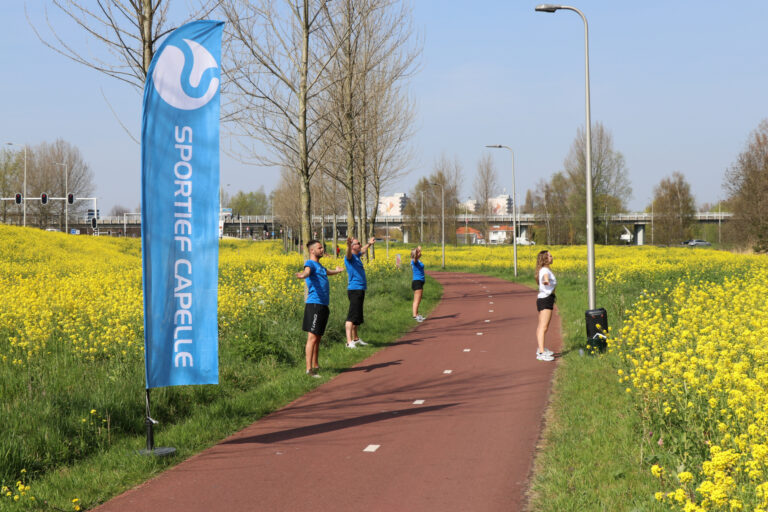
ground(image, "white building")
xmin=378 ymin=193 xmax=407 ymax=216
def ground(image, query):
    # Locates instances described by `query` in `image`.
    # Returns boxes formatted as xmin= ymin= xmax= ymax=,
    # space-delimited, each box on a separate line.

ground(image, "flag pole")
xmin=139 ymin=389 xmax=176 ymax=456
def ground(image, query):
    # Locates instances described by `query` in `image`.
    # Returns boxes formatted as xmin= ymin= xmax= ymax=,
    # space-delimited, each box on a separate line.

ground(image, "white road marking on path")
xmin=363 ymin=445 xmax=380 ymax=452
xmin=413 ymin=399 xmax=425 ymax=405
xmin=489 ymin=301 xmax=494 ymax=305
xmin=476 ymin=332 xmax=483 ymax=336
xmin=463 ymin=349 xmax=471 ymax=352
xmin=489 ymin=310 xmax=494 ymax=313
xmin=485 ymin=319 xmax=490 ymax=323
xmin=443 ymin=370 xmax=453 ymax=374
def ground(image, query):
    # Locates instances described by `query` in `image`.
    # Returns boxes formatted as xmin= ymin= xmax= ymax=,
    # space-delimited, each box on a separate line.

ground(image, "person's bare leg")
xmin=305 ymin=333 xmax=320 ymax=371
xmin=312 ymin=335 xmax=321 ymax=369
xmin=345 ymin=321 xmax=354 ymax=344
xmin=536 ymin=309 xmax=552 ymax=354
xmin=413 ymin=289 xmax=423 ymax=317
xmin=351 ymin=324 xmax=358 ymax=341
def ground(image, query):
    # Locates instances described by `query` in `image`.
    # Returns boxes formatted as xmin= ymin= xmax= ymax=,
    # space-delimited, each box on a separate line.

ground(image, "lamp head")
xmin=485 ymin=145 xmax=502 ymax=148
xmin=535 ymin=4 xmax=561 ymax=12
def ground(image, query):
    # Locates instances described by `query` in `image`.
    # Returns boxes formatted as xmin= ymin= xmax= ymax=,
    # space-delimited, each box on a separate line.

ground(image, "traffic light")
xmin=67 ymin=193 xmax=74 ymax=205
xmin=41 ymin=193 xmax=48 ymax=205
xmin=91 ymin=218 xmax=97 ymax=229
xmin=14 ymin=193 xmax=21 ymax=204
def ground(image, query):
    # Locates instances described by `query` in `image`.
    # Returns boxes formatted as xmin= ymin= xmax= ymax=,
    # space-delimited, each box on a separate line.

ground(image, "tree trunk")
xmin=140 ymin=0 xmax=153 ymax=76
xmin=299 ymin=1 xmax=311 ymax=257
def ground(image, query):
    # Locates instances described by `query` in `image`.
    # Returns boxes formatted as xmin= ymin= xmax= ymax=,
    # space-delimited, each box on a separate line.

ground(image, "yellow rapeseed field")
xmin=0 ymin=226 xmax=399 ymax=369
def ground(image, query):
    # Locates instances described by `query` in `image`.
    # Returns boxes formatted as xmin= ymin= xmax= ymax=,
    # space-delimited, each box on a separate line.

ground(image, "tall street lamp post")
xmin=486 ymin=145 xmax=518 ymax=277
xmin=6 ymin=142 xmax=27 ymax=226
xmin=55 ymin=162 xmax=68 ymax=234
xmin=430 ymin=182 xmax=445 ymax=269
xmin=420 ymin=191 xmax=424 ymax=243
xmin=535 ymin=3 xmax=596 ymax=310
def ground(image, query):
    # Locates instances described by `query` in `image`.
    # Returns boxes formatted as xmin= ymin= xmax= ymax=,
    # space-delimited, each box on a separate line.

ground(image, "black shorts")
xmin=346 ymin=289 xmax=365 ymax=325
xmin=302 ymin=303 xmax=330 ymax=335
xmin=536 ymin=294 xmax=556 ymax=311
xmin=412 ymin=280 xmax=425 ymax=291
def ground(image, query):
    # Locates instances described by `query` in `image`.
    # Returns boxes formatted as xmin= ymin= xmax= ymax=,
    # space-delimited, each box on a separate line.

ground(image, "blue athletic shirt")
xmin=304 ymin=260 xmax=329 ymax=305
xmin=411 ymin=259 xmax=425 ymax=281
xmin=345 ymin=253 xmax=367 ymax=290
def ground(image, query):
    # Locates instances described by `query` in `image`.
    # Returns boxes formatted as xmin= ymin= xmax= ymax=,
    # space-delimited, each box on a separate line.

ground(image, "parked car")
xmin=686 ymin=239 xmax=712 ymax=247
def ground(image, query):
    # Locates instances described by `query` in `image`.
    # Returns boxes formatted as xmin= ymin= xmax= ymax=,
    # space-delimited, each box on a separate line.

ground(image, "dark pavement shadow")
xmin=222 ymin=403 xmax=459 ymax=444
xmin=339 ymin=360 xmax=403 ymax=373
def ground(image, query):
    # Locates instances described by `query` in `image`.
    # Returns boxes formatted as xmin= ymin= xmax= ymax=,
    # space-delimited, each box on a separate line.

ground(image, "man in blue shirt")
xmin=295 ymin=240 xmax=343 ymax=377
xmin=344 ymin=236 xmax=375 ymax=348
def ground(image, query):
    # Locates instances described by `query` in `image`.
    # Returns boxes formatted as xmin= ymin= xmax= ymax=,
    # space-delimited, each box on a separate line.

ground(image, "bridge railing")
xmin=91 ymin=211 xmax=733 ymax=226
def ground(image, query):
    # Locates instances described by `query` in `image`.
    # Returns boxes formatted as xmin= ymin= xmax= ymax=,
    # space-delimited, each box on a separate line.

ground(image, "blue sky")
xmin=3 ymin=1 xmax=767 ymax=214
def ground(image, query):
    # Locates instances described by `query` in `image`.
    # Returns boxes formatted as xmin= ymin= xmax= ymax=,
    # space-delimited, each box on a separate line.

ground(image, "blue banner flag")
xmin=141 ymin=20 xmax=224 ymax=388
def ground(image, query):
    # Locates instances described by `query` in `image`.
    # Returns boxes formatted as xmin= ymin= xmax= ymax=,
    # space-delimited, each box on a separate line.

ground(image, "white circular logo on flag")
xmin=152 ymin=39 xmax=219 ymax=110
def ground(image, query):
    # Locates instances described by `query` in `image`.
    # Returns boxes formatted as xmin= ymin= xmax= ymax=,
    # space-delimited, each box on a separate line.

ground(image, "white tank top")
xmin=538 ymin=267 xmax=556 ymax=299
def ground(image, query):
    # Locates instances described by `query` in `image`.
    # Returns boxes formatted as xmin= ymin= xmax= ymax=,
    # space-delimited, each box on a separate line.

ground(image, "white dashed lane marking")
xmin=443 ymin=370 xmax=453 ymax=374
xmin=463 ymin=348 xmax=471 ymax=352
xmin=476 ymin=332 xmax=483 ymax=336
xmin=363 ymin=445 xmax=380 ymax=453
xmin=413 ymin=399 xmax=425 ymax=405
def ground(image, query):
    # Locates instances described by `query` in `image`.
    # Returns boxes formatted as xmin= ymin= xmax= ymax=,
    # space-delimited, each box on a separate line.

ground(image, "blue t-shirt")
xmin=411 ymin=259 xmax=425 ymax=281
xmin=304 ymin=260 xmax=330 ymax=305
xmin=345 ymin=253 xmax=367 ymax=290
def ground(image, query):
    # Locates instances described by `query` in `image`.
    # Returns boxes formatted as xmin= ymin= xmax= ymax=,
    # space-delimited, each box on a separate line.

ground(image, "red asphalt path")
xmin=95 ymin=272 xmax=561 ymax=512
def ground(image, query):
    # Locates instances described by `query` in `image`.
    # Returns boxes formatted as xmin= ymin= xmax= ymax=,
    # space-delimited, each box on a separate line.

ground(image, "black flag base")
xmin=138 ymin=390 xmax=176 ymax=457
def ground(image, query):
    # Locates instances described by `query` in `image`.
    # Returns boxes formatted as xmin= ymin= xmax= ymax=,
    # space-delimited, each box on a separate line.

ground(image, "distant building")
xmin=488 ymin=225 xmax=515 ymax=244
xmin=462 ymin=199 xmax=477 ymax=213
xmin=378 ymin=193 xmax=407 ymax=216
xmin=487 ymin=195 xmax=512 ymax=215
xmin=456 ymin=226 xmax=484 ymax=244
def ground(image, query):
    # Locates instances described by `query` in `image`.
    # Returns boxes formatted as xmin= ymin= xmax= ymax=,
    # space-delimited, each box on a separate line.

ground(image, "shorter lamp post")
xmin=485 ymin=145 xmax=517 ymax=277
xmin=55 ymin=162 xmax=68 ymax=233
xmin=430 ymin=182 xmax=445 ymax=269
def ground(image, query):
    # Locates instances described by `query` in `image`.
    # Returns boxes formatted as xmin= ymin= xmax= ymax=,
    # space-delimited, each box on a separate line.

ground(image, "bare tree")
xmin=725 ymin=119 xmax=768 ymax=251
xmin=403 ymin=155 xmax=461 ymax=244
xmin=30 ymin=0 xmax=221 ymax=90
xmin=473 ymin=153 xmax=498 ymax=241
xmin=563 ymin=122 xmax=632 ymax=243
xmin=318 ymin=0 xmax=419 ymax=242
xmin=223 ymin=0 xmax=348 ymax=253
xmin=652 ymin=172 xmax=696 ymax=245
xmin=27 ymin=140 xmax=95 ymax=229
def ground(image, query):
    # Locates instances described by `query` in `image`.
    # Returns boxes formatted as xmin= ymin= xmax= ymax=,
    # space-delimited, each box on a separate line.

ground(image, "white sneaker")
xmin=540 ymin=348 xmax=553 ymax=356
xmin=536 ymin=352 xmax=554 ymax=361
xmin=354 ymin=339 xmax=368 ymax=346
xmin=306 ymin=369 xmax=321 ymax=378
xmin=346 ymin=341 xmax=357 ymax=348
xmin=413 ymin=315 xmax=425 ymax=323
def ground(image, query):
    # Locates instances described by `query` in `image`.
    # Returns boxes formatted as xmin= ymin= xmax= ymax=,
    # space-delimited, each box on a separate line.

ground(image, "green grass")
xmin=0 ymin=268 xmax=441 ymax=511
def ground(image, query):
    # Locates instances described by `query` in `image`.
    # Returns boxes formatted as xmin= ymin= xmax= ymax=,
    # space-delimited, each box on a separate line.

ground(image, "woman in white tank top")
xmin=534 ymin=250 xmax=556 ymax=361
